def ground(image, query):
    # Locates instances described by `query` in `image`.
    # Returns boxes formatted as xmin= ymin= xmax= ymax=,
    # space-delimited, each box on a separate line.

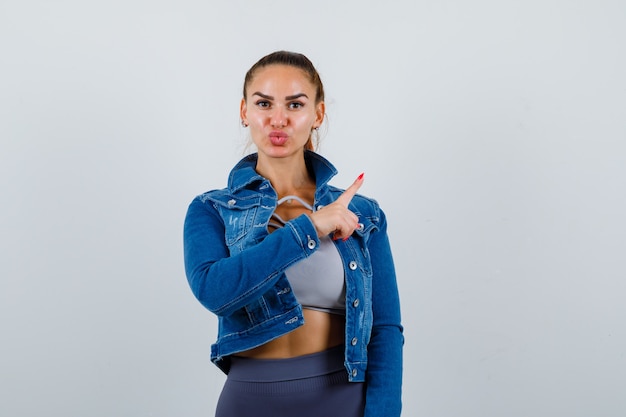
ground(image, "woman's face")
xmin=241 ymin=64 xmax=324 ymax=160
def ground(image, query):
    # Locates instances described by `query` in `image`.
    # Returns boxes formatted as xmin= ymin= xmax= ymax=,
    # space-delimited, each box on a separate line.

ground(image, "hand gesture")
xmin=309 ymin=173 xmax=364 ymax=241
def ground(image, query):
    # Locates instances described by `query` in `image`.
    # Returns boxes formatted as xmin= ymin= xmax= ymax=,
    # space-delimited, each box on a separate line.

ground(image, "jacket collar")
xmin=227 ymin=150 xmax=338 ymax=194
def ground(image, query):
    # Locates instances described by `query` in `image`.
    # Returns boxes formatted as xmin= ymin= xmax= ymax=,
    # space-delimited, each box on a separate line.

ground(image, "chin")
xmin=262 ymin=149 xmax=296 ymax=159
xmin=259 ymin=144 xmax=304 ymax=158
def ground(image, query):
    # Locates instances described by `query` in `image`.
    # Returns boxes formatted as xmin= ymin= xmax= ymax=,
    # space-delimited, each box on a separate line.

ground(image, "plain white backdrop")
xmin=1 ymin=1 xmax=625 ymax=416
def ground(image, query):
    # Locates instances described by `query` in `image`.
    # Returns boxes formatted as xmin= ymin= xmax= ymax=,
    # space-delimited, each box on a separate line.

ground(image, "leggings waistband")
xmin=228 ymin=345 xmax=345 ymax=382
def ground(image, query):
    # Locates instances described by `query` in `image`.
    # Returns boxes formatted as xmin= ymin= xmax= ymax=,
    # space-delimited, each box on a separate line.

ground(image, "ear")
xmin=314 ymin=101 xmax=325 ymax=128
xmin=240 ymin=98 xmax=247 ymax=123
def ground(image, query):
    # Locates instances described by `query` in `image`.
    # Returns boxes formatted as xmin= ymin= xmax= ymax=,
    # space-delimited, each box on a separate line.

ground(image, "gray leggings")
xmin=215 ymin=345 xmax=365 ymax=417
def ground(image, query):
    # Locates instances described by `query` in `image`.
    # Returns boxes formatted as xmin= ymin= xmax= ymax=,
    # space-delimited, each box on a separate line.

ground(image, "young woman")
xmin=183 ymin=51 xmax=403 ymax=417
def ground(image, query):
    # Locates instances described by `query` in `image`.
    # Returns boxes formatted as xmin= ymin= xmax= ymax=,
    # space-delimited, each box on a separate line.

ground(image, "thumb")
xmin=336 ymin=172 xmax=364 ymax=206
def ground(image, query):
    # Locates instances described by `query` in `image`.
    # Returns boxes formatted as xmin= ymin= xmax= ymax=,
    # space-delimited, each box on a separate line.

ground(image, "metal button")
xmin=227 ymin=199 xmax=236 ymax=206
xmin=353 ymin=299 xmax=360 ymax=308
xmin=352 ymin=369 xmax=358 ymax=377
xmin=307 ymin=238 xmax=316 ymax=250
xmin=351 ymin=337 xmax=358 ymax=346
xmin=357 ymin=223 xmax=364 ymax=231
xmin=349 ymin=261 xmax=357 ymax=270
xmin=317 ymin=205 xmax=324 ymax=211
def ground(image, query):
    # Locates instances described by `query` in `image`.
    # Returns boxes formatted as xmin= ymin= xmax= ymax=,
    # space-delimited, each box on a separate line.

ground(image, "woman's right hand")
xmin=309 ymin=173 xmax=364 ymax=241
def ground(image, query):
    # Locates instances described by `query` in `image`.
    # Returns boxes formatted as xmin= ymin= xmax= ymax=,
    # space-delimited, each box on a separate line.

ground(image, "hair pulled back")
xmin=243 ymin=51 xmax=325 ymax=151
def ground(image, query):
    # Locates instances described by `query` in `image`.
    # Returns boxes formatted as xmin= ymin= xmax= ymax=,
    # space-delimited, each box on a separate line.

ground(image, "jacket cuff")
xmin=286 ymin=214 xmax=320 ymax=256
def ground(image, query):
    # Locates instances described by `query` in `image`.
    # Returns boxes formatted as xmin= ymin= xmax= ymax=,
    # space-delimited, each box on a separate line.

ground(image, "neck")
xmin=255 ymin=151 xmax=315 ymax=197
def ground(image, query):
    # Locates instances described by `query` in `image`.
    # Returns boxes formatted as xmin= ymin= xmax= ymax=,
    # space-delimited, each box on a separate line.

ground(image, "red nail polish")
xmin=342 ymin=236 xmax=349 ymax=241
xmin=357 ymin=172 xmax=364 ymax=181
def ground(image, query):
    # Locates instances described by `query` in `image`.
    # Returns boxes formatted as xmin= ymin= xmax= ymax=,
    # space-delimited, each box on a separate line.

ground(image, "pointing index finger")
xmin=336 ymin=172 xmax=364 ymax=206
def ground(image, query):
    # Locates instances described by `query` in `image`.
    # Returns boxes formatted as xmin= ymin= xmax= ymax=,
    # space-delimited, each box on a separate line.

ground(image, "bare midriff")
xmin=235 ymin=309 xmax=345 ymax=358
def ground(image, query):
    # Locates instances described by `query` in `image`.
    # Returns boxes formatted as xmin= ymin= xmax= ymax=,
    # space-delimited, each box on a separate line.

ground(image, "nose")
xmin=270 ymin=107 xmax=287 ymax=128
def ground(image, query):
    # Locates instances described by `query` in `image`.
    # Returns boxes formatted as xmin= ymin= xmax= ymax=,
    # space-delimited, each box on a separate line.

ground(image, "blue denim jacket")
xmin=184 ymin=151 xmax=403 ymax=416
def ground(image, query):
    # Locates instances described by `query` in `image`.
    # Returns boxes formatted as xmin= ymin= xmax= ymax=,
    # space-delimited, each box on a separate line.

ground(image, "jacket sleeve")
xmin=183 ymin=195 xmax=320 ymax=317
xmin=364 ymin=207 xmax=404 ymax=417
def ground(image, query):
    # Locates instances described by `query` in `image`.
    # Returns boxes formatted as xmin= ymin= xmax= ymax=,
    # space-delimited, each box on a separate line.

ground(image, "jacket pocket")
xmin=236 ymin=277 xmax=299 ymax=327
xmin=214 ymin=197 xmax=263 ymax=253
xmin=352 ymin=213 xmax=378 ymax=270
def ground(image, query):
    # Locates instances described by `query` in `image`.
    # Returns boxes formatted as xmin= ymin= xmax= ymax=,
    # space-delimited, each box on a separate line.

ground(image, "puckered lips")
xmin=269 ymin=130 xmax=288 ymax=146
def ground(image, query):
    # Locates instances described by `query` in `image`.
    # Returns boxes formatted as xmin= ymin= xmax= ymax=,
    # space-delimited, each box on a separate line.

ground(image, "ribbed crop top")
xmin=270 ymin=196 xmax=346 ymax=315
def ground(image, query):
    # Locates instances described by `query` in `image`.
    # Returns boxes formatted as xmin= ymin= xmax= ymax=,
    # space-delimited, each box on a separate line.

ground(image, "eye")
xmin=288 ymin=101 xmax=304 ymax=110
xmin=255 ymin=100 xmax=271 ymax=108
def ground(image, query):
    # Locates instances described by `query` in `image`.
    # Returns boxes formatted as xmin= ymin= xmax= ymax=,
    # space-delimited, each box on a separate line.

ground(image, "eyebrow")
xmin=252 ymin=92 xmax=309 ymax=101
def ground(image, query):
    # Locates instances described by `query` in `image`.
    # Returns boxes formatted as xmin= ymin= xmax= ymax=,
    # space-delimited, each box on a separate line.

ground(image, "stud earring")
xmin=241 ymin=120 xmax=248 ymax=127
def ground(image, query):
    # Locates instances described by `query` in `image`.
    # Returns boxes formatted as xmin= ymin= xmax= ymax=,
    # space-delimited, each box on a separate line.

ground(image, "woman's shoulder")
xmin=189 ymin=187 xmax=254 ymax=213
xmin=191 ymin=185 xmax=266 ymax=210
xmin=192 ymin=187 xmax=231 ymax=204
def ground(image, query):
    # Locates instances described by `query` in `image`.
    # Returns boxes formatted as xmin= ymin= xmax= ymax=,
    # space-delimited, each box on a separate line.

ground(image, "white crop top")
xmin=270 ymin=196 xmax=346 ymax=315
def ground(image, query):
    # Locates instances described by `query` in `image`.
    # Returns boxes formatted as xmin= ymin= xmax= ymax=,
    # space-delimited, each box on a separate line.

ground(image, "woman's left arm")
xmin=364 ymin=207 xmax=404 ymax=417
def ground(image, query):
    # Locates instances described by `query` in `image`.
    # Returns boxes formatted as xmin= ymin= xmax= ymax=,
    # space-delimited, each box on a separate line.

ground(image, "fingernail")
xmin=357 ymin=172 xmax=364 ymax=181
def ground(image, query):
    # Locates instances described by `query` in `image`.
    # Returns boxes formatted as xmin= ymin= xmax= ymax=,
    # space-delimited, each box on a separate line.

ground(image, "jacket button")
xmin=351 ymin=337 xmax=358 ymax=346
xmin=349 ymin=261 xmax=357 ymax=270
xmin=307 ymin=238 xmax=316 ymax=250
xmin=357 ymin=223 xmax=364 ymax=231
xmin=352 ymin=369 xmax=358 ymax=377
xmin=227 ymin=199 xmax=236 ymax=206
xmin=352 ymin=299 xmax=360 ymax=308
xmin=317 ymin=205 xmax=324 ymax=211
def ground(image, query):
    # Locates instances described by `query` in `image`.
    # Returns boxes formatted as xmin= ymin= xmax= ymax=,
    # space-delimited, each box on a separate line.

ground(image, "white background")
xmin=1 ymin=1 xmax=625 ymax=416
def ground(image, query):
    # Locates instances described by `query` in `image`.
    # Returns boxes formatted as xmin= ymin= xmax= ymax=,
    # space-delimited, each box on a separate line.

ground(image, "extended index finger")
xmin=336 ymin=172 xmax=364 ymax=206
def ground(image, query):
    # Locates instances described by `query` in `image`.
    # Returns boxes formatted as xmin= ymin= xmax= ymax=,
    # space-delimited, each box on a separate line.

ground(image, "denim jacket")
xmin=183 ymin=151 xmax=403 ymax=416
